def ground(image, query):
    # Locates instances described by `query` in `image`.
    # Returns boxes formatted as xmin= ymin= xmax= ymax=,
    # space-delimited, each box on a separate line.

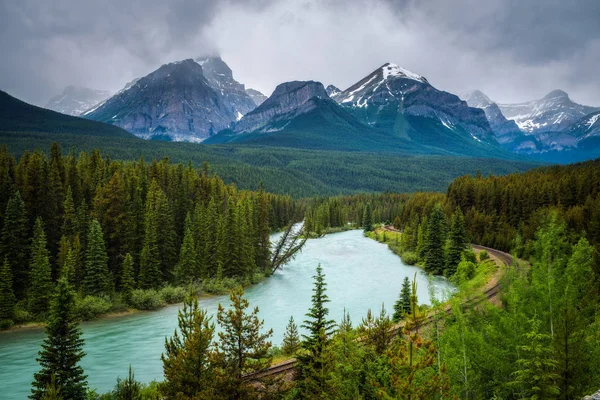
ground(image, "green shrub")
xmin=478 ymin=250 xmax=489 ymax=261
xmin=201 ymin=278 xmax=241 ymax=295
xmin=75 ymin=295 xmax=112 ymax=320
xmin=400 ymin=251 xmax=419 ymax=265
xmin=0 ymin=319 xmax=14 ymax=330
xmin=129 ymin=289 xmax=166 ymax=310
xmin=159 ymin=286 xmax=187 ymax=304
xmin=12 ymin=305 xmax=32 ymax=324
xmin=454 ymin=260 xmax=477 ymax=284
xmin=462 ymin=249 xmax=477 ymax=263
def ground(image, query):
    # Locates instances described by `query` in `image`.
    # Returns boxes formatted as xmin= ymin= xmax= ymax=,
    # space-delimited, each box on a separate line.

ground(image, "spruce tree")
xmin=60 ymin=248 xmax=77 ymax=285
xmin=362 ymin=202 xmax=373 ymax=232
xmin=446 ymin=208 xmax=468 ymax=276
xmin=296 ymin=265 xmax=337 ymax=397
xmin=423 ymin=204 xmax=447 ymax=275
xmin=83 ymin=220 xmax=112 ymax=296
xmin=120 ymin=253 xmax=135 ymax=305
xmin=216 ymin=286 xmax=273 ymax=399
xmin=393 ymin=276 xmax=411 ymax=322
xmin=31 ymin=277 xmax=87 ymax=400
xmin=28 ymin=218 xmax=53 ymax=316
xmin=160 ymin=290 xmax=216 ymax=399
xmin=0 ymin=257 xmax=16 ymax=323
xmin=61 ymin=186 xmax=77 ymax=241
xmin=282 ymin=316 xmax=300 ymax=356
xmin=174 ymin=213 xmax=198 ymax=284
xmin=113 ymin=365 xmax=141 ymax=400
xmin=1 ymin=191 xmax=28 ymax=297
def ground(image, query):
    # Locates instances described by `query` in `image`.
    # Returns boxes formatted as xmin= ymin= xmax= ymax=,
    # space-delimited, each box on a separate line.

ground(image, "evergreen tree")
xmin=174 ymin=214 xmax=198 ymax=284
xmin=297 ymin=265 xmax=337 ymax=397
xmin=60 ymin=248 xmax=77 ymax=285
xmin=160 ymin=290 xmax=216 ymax=399
xmin=424 ymin=204 xmax=447 ymax=275
xmin=120 ymin=254 xmax=135 ymax=305
xmin=447 ymin=208 xmax=468 ymax=276
xmin=0 ymin=257 xmax=16 ymax=323
xmin=28 ymin=218 xmax=53 ymax=316
xmin=362 ymin=202 xmax=373 ymax=232
xmin=83 ymin=220 xmax=111 ymax=296
xmin=255 ymin=183 xmax=271 ymax=273
xmin=282 ymin=316 xmax=300 ymax=356
xmin=359 ymin=305 xmax=395 ymax=355
xmin=393 ymin=276 xmax=411 ymax=322
xmin=216 ymin=286 xmax=273 ymax=399
xmin=61 ymin=186 xmax=77 ymax=241
xmin=113 ymin=365 xmax=141 ymax=400
xmin=0 ymin=191 xmax=28 ymax=297
xmin=31 ymin=277 xmax=87 ymax=400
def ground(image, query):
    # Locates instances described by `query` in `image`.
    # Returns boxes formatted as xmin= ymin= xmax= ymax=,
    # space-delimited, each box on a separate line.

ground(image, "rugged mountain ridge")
xmin=498 ymin=90 xmax=599 ymax=134
xmin=84 ymin=59 xmax=234 ymax=141
xmin=45 ymin=86 xmax=111 ymax=116
xmin=246 ymin=88 xmax=268 ymax=106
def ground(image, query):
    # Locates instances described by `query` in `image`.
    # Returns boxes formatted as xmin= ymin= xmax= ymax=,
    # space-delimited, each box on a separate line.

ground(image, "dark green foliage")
xmin=83 ymin=220 xmax=112 ymax=296
xmin=120 ymin=254 xmax=135 ymax=305
xmin=0 ymin=191 xmax=28 ymax=297
xmin=282 ymin=316 xmax=300 ymax=356
xmin=174 ymin=214 xmax=198 ymax=284
xmin=28 ymin=218 xmax=53 ymax=316
xmin=392 ymin=276 xmax=411 ymax=322
xmin=31 ymin=277 xmax=87 ymax=400
xmin=447 ymin=208 xmax=468 ymax=276
xmin=216 ymin=286 xmax=273 ymax=399
xmin=423 ymin=204 xmax=447 ymax=275
xmin=160 ymin=290 xmax=216 ymax=399
xmin=0 ymin=257 xmax=16 ymax=324
xmin=362 ymin=202 xmax=373 ymax=232
xmin=112 ymin=365 xmax=141 ymax=400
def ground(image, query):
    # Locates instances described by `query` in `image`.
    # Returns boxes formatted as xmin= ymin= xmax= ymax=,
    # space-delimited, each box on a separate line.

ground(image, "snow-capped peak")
xmin=381 ymin=63 xmax=427 ymax=84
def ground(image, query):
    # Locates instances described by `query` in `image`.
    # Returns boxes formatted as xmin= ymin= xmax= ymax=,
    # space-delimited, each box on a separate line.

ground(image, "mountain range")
xmin=14 ymin=55 xmax=600 ymax=162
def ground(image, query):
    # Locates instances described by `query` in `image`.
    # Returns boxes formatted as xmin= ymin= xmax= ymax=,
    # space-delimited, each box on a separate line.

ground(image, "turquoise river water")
xmin=0 ymin=229 xmax=454 ymax=398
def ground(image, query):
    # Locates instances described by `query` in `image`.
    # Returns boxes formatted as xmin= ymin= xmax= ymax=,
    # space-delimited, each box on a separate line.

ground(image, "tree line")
xmin=0 ymin=144 xmax=298 ymax=328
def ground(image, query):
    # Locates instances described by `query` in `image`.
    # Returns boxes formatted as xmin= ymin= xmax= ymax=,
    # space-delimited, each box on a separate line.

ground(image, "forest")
xmin=1 ymin=144 xmax=600 ymax=399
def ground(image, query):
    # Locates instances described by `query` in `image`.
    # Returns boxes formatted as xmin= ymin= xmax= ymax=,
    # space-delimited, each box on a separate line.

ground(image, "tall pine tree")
xmin=423 ymin=204 xmax=447 ymax=275
xmin=1 ymin=191 xmax=28 ymax=297
xmin=28 ymin=218 xmax=53 ymax=316
xmin=393 ymin=276 xmax=412 ymax=322
xmin=0 ymin=257 xmax=16 ymax=324
xmin=120 ymin=253 xmax=135 ymax=305
xmin=83 ymin=220 xmax=112 ymax=296
xmin=363 ymin=202 xmax=373 ymax=232
xmin=446 ymin=208 xmax=468 ymax=276
xmin=282 ymin=316 xmax=300 ymax=356
xmin=31 ymin=277 xmax=87 ymax=400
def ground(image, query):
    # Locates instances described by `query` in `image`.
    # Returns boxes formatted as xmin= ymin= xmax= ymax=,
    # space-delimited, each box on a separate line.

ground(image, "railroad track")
xmin=245 ymin=239 xmax=514 ymax=381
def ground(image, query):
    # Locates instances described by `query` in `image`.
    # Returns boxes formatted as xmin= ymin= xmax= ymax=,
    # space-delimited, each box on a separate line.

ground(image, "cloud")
xmin=0 ymin=0 xmax=598 ymax=107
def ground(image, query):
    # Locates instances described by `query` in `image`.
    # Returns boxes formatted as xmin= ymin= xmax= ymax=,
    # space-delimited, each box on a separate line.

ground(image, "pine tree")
xmin=362 ymin=202 xmax=373 ymax=232
xmin=120 ymin=254 xmax=135 ymax=305
xmin=216 ymin=286 xmax=273 ymax=399
xmin=0 ymin=191 xmax=28 ymax=297
xmin=113 ymin=365 xmax=141 ymax=400
xmin=282 ymin=316 xmax=300 ymax=356
xmin=296 ymin=265 xmax=337 ymax=397
xmin=359 ymin=305 xmax=394 ymax=355
xmin=60 ymin=248 xmax=77 ymax=285
xmin=0 ymin=257 xmax=16 ymax=323
xmin=31 ymin=277 xmax=87 ymax=400
xmin=28 ymin=218 xmax=53 ymax=316
xmin=175 ymin=213 xmax=198 ymax=284
xmin=393 ymin=276 xmax=411 ymax=322
xmin=255 ymin=183 xmax=271 ymax=273
xmin=160 ymin=290 xmax=216 ymax=399
xmin=424 ymin=204 xmax=447 ymax=275
xmin=83 ymin=220 xmax=112 ymax=296
xmin=446 ymin=208 xmax=468 ymax=276
xmin=61 ymin=186 xmax=77 ymax=241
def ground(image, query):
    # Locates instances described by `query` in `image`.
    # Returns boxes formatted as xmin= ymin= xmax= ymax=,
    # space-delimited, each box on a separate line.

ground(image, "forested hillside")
xmin=0 ymin=144 xmax=297 ymax=328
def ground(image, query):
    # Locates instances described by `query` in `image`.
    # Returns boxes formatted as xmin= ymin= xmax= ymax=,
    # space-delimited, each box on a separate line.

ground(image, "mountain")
xmin=0 ymin=90 xmax=134 ymax=138
xmin=45 ymin=86 xmax=111 ymax=116
xmin=461 ymin=90 xmax=533 ymax=151
xmin=246 ymin=88 xmax=268 ymax=106
xmin=326 ymin=85 xmax=341 ymax=97
xmin=195 ymin=56 xmax=257 ymax=120
xmin=84 ymin=59 xmax=234 ymax=142
xmin=331 ymin=63 xmax=501 ymax=154
xmin=498 ymin=90 xmax=600 ymax=134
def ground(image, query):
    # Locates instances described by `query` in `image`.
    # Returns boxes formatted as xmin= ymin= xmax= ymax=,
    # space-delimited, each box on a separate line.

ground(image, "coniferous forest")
xmin=1 ymin=144 xmax=600 ymax=399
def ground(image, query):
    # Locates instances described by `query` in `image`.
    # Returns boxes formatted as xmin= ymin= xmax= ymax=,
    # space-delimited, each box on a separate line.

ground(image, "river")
xmin=0 ymin=229 xmax=454 ymax=398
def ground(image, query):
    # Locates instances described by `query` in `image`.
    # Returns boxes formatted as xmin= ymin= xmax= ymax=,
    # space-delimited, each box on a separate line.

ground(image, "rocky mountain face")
xmin=232 ymin=81 xmax=331 ymax=133
xmin=195 ymin=56 xmax=257 ymax=120
xmin=84 ymin=59 xmax=233 ymax=142
xmin=332 ymin=63 xmax=498 ymax=147
xmin=246 ymin=88 xmax=267 ymax=106
xmin=326 ymin=85 xmax=341 ymax=97
xmin=498 ymin=90 xmax=599 ymax=134
xmin=45 ymin=86 xmax=110 ymax=116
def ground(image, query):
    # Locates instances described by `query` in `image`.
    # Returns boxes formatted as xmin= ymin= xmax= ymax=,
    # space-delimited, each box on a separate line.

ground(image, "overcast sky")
xmin=1 ymin=0 xmax=599 ymax=107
